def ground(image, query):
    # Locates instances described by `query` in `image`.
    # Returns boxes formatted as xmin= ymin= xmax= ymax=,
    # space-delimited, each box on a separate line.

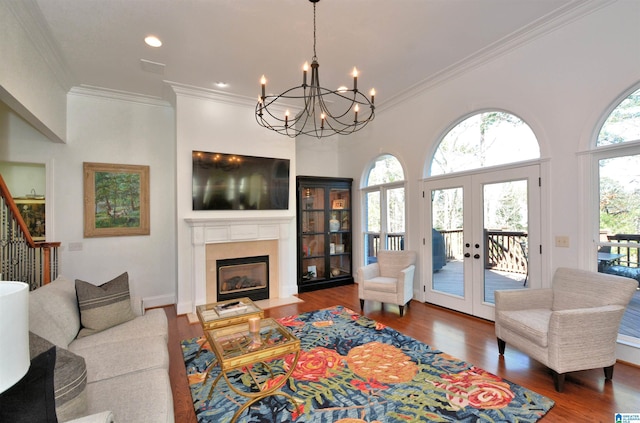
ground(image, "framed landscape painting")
xmin=83 ymin=162 xmax=150 ymax=237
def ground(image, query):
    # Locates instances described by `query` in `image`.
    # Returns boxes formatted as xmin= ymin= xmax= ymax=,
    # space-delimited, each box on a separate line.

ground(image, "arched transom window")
xmin=431 ymin=111 xmax=540 ymax=175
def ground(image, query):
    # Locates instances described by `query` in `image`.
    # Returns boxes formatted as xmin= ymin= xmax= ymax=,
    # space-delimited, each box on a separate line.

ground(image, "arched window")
xmin=593 ymin=86 xmax=640 ymax=341
xmin=431 ymin=111 xmax=539 ymax=175
xmin=597 ymin=88 xmax=640 ymax=146
xmin=362 ymin=154 xmax=406 ymax=264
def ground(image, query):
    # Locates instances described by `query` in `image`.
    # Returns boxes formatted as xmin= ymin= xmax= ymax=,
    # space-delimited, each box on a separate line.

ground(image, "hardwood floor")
xmin=166 ymin=284 xmax=640 ymax=422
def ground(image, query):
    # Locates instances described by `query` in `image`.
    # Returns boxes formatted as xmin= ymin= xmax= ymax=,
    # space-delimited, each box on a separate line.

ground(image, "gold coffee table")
xmin=203 ymin=317 xmax=301 ymax=423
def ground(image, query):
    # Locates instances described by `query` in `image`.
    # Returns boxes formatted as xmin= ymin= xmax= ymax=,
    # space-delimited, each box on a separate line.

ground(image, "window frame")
xmin=361 ymin=155 xmax=407 ymax=265
xmin=582 ymin=82 xmax=640 ymax=351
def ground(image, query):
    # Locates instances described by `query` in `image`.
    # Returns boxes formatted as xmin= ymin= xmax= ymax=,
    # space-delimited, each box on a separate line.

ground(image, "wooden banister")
xmin=0 ymin=173 xmax=60 ymax=286
xmin=0 ymin=174 xmax=37 ymax=247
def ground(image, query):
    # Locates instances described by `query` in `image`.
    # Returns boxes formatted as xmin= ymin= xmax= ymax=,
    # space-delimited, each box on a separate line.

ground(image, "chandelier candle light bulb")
xmin=353 ymin=67 xmax=358 ymax=91
xmin=303 ymin=62 xmax=309 ymax=86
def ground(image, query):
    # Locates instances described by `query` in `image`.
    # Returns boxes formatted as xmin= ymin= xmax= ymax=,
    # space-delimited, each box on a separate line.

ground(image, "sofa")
xmin=27 ymin=274 xmax=174 ymax=422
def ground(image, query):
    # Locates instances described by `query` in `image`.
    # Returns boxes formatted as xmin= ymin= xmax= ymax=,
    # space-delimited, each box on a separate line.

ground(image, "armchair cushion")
xmin=363 ymin=277 xmax=399 ymax=293
xmin=497 ymin=309 xmax=551 ymax=347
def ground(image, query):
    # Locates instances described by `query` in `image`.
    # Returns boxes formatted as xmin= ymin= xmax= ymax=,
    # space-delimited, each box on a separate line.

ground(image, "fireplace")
xmin=180 ymin=216 xmax=296 ymax=315
xmin=217 ymin=255 xmax=269 ymax=301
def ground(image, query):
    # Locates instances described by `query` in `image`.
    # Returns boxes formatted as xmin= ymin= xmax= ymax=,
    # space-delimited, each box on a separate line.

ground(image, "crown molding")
xmin=6 ymin=0 xmax=75 ymax=92
xmin=165 ymin=81 xmax=256 ymax=107
xmin=379 ymin=0 xmax=616 ymax=113
xmin=165 ymin=81 xmax=300 ymax=115
xmin=69 ymin=85 xmax=171 ymax=108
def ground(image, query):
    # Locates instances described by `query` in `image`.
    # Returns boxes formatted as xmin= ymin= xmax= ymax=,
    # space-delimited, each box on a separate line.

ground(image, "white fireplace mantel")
xmin=185 ymin=216 xmax=295 ymax=244
xmin=181 ymin=215 xmax=296 ymax=313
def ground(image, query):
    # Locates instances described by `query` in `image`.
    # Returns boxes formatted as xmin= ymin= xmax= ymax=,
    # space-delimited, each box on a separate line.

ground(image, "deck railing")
xmin=485 ymin=230 xmax=528 ymax=274
xmin=0 ymin=174 xmax=60 ymax=289
xmin=365 ymin=233 xmax=405 ymax=262
xmin=439 ymin=229 xmax=528 ymax=274
xmin=606 ymin=234 xmax=640 ymax=268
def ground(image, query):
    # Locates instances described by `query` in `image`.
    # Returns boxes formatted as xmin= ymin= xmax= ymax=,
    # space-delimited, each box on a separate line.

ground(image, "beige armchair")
xmin=495 ymin=267 xmax=637 ymax=392
xmin=356 ymin=250 xmax=417 ymax=316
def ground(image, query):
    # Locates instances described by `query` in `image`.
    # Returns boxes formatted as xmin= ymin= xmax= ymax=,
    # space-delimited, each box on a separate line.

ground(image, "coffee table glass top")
xmin=206 ymin=318 xmax=300 ymax=370
xmin=196 ymin=297 xmax=264 ymax=329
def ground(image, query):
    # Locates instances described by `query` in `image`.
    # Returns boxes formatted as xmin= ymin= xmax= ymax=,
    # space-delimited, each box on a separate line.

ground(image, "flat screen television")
xmin=192 ymin=151 xmax=290 ymax=210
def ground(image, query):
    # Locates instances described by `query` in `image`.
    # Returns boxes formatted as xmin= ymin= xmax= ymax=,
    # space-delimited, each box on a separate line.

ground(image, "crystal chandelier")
xmin=255 ymin=0 xmax=375 ymax=139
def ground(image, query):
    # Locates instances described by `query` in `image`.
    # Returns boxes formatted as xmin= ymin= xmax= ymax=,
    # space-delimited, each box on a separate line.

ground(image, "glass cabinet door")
xmin=329 ymin=188 xmax=350 ymax=279
xmin=301 ymin=186 xmax=325 ymax=281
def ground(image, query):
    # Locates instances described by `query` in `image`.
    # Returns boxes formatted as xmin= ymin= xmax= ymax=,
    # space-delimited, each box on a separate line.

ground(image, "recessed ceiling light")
xmin=144 ymin=35 xmax=162 ymax=48
xmin=215 ymin=82 xmax=228 ymax=88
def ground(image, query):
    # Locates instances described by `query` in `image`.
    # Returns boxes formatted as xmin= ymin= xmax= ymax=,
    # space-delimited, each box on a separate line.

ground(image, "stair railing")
xmin=0 ymin=174 xmax=60 ymax=289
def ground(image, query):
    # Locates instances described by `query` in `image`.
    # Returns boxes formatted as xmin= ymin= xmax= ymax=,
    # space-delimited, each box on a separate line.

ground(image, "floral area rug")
xmin=181 ymin=306 xmax=554 ymax=422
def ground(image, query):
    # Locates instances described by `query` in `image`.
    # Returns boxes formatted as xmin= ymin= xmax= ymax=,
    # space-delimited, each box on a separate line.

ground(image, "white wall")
xmin=0 ymin=1 xmax=68 ymax=142
xmin=172 ymin=87 xmax=298 ymax=314
xmin=1 ymin=91 xmax=177 ymax=308
xmin=0 ymin=160 xmax=46 ymax=198
xmin=295 ymin=136 xmax=339 ymax=177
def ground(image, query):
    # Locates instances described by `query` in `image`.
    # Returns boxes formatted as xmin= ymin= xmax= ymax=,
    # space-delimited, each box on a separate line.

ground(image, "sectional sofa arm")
xmin=495 ymin=288 xmax=553 ymax=311
xmin=66 ymin=411 xmax=115 ymax=423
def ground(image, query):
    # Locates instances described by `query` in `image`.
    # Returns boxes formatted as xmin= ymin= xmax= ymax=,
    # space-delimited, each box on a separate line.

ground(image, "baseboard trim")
xmin=143 ymin=294 xmax=176 ymax=310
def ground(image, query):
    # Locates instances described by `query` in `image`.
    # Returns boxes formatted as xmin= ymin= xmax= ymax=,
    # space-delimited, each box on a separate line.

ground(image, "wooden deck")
xmin=432 ymin=260 xmax=640 ymax=338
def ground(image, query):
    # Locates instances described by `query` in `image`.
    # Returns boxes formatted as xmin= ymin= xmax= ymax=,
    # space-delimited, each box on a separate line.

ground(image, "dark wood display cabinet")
xmin=296 ymin=176 xmax=354 ymax=292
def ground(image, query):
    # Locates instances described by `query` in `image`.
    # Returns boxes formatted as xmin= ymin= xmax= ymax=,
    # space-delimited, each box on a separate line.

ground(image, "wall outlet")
xmin=68 ymin=242 xmax=83 ymax=251
xmin=555 ymin=236 xmax=570 ymax=248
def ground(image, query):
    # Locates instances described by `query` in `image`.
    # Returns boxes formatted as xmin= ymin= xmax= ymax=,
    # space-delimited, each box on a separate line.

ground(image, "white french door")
xmin=421 ymin=164 xmax=541 ymax=320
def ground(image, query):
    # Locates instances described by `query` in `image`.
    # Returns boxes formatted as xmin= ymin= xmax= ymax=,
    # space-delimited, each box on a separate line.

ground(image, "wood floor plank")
xmin=165 ymin=283 xmax=640 ymax=422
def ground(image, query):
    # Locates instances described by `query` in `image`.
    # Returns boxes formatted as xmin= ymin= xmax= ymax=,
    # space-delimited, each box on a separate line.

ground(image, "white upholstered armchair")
xmin=356 ymin=250 xmax=417 ymax=316
xmin=495 ymin=267 xmax=637 ymax=392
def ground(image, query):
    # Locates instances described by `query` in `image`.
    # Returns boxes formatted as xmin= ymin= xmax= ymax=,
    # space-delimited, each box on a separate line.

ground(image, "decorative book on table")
xmin=215 ymin=302 xmax=248 ymax=315
xmin=199 ymin=301 xmax=250 ymax=320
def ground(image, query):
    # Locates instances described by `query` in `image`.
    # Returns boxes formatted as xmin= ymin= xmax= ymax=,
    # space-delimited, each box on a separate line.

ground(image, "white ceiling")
xmin=32 ymin=0 xmax=587 ymax=107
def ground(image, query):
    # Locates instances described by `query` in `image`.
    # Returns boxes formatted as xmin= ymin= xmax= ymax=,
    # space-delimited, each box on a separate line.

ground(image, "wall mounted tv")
xmin=192 ymin=151 xmax=290 ymax=210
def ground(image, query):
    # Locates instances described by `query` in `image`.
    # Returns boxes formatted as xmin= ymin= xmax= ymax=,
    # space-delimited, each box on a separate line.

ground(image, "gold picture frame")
xmin=332 ymin=199 xmax=345 ymax=210
xmin=14 ymin=198 xmax=46 ymax=241
xmin=83 ymin=162 xmax=150 ymax=237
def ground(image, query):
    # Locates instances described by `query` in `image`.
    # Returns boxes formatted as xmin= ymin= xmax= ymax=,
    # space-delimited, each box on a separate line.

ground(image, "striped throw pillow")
xmin=75 ymin=272 xmax=136 ymax=338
